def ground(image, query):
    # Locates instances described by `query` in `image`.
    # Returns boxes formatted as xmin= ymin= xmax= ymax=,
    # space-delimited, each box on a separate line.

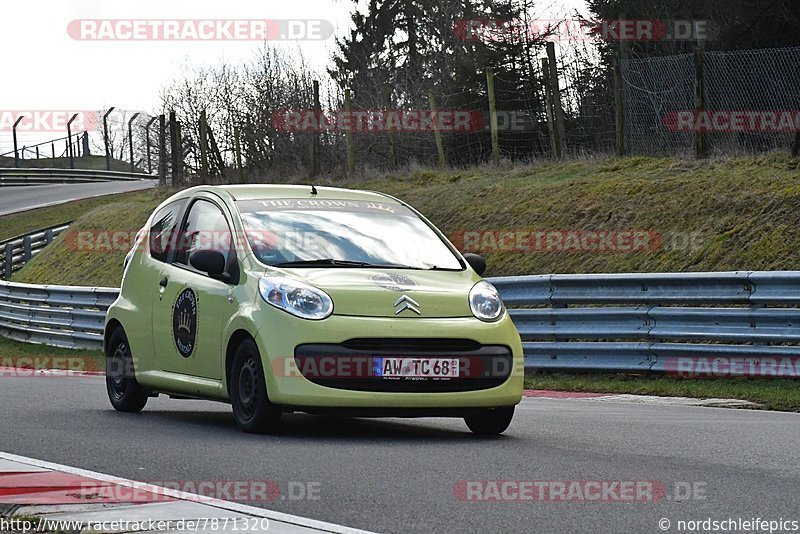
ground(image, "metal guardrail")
xmin=489 ymin=272 xmax=800 ymax=373
xmin=0 ymin=168 xmax=151 ymax=186
xmin=0 ymin=281 xmax=118 ymax=349
xmin=0 ymin=223 xmax=72 ymax=279
xmin=3 ymin=270 xmax=800 ymax=366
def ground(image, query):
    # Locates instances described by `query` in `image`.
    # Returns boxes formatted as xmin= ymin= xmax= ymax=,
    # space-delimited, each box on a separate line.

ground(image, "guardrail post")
xmin=3 ymin=243 xmax=12 ymax=278
xmin=22 ymin=236 xmax=32 ymax=264
xmin=44 ymin=229 xmax=54 ymax=245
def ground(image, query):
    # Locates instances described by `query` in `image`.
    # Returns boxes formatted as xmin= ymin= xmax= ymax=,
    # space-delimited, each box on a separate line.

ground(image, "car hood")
xmin=266 ymin=267 xmax=480 ymax=318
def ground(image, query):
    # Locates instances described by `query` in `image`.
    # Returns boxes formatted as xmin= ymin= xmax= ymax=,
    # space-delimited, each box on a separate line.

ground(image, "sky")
xmin=0 ymin=0 xmax=589 ymax=154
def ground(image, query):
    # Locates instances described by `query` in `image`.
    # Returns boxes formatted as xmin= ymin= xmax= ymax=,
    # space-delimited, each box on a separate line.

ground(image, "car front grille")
xmin=293 ymin=338 xmax=513 ymax=393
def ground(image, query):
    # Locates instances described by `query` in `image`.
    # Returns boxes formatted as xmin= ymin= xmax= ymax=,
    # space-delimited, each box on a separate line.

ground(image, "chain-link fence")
xmin=622 ymin=46 xmax=800 ymax=155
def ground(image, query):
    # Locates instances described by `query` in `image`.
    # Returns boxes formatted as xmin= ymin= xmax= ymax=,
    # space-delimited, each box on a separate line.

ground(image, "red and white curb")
xmin=0 ymin=452 xmax=373 ymax=534
xmin=523 ymin=389 xmax=759 ymax=408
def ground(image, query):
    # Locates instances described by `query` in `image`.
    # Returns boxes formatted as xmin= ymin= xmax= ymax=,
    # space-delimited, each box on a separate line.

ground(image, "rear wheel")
xmin=106 ymin=327 xmax=149 ymax=413
xmin=230 ymin=339 xmax=282 ymax=433
xmin=464 ymin=406 xmax=515 ymax=436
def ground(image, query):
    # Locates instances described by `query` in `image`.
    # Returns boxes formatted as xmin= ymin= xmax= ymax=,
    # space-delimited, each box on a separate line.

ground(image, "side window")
xmin=149 ymin=201 xmax=183 ymax=262
xmin=174 ymin=199 xmax=233 ymax=267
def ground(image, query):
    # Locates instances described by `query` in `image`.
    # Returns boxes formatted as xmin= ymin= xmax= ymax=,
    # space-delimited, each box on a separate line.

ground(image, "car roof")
xmin=189 ymin=184 xmax=401 ymax=204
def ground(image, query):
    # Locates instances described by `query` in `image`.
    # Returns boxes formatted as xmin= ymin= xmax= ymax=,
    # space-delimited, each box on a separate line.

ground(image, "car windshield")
xmin=235 ymin=198 xmax=463 ymax=270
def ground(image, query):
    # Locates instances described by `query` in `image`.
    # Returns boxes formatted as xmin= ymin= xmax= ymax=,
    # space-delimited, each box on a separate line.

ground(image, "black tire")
xmin=230 ymin=339 xmax=282 ymax=433
xmin=464 ymin=406 xmax=515 ymax=436
xmin=106 ymin=327 xmax=149 ymax=413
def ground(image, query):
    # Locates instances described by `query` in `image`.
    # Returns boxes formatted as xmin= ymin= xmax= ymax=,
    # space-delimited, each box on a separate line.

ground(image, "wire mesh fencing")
xmin=621 ymin=46 xmax=800 ymax=155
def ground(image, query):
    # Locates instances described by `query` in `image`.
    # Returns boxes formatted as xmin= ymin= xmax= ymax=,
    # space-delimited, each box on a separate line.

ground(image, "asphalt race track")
xmin=0 ymin=375 xmax=798 ymax=533
xmin=0 ymin=181 xmax=156 ymax=216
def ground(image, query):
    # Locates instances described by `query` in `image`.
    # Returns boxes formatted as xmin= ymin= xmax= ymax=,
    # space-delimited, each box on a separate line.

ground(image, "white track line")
xmin=0 ymin=451 xmax=373 ymax=534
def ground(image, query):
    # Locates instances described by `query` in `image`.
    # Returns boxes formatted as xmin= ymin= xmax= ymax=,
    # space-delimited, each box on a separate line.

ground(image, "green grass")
xmin=10 ymin=188 xmax=170 ymax=287
xmin=525 ymin=373 xmax=800 ymax=411
xmin=0 ymin=335 xmax=103 ymax=372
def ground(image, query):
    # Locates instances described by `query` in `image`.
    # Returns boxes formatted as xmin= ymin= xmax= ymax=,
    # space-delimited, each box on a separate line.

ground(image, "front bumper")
xmin=253 ymin=313 xmax=524 ymax=409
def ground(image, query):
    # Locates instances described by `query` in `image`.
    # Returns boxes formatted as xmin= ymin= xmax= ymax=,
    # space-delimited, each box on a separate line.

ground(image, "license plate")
xmin=374 ymin=357 xmax=459 ymax=378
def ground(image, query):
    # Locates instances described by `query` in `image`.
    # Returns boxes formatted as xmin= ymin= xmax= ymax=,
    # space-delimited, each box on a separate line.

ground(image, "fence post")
xmin=234 ymin=127 xmax=245 ymax=183
xmin=67 ymin=113 xmax=78 ymax=169
xmin=199 ymin=110 xmax=210 ymax=184
xmin=103 ymin=107 xmax=115 ymax=170
xmin=486 ymin=67 xmax=500 ymax=165
xmin=81 ymin=132 xmax=89 ymax=156
xmin=169 ymin=111 xmax=180 ymax=187
xmin=51 ymin=142 xmax=55 ymax=160
xmin=35 ymin=146 xmax=40 ymax=159
xmin=4 ymin=243 xmax=12 ymax=279
xmin=158 ymin=114 xmax=167 ymax=186
xmin=792 ymin=132 xmax=800 ymax=158
xmin=127 ymin=113 xmax=140 ymax=173
xmin=693 ymin=47 xmax=706 ymax=157
xmin=344 ymin=89 xmax=355 ymax=179
xmin=145 ymin=117 xmax=157 ymax=174
xmin=541 ymin=58 xmax=559 ymax=159
xmin=613 ymin=49 xmax=625 ymax=156
xmin=429 ymin=92 xmax=446 ymax=168
xmin=545 ymin=42 xmax=567 ymax=158
xmin=311 ymin=80 xmax=321 ymax=176
xmin=384 ymin=83 xmax=398 ymax=167
xmin=12 ymin=116 xmax=23 ymax=168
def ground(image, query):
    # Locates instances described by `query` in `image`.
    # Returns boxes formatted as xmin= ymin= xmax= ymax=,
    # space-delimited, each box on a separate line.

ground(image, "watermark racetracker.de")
xmin=67 ymin=19 xmax=334 ymax=41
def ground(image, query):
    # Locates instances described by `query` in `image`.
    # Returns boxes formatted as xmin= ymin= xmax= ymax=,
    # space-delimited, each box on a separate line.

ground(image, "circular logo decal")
xmin=371 ymin=273 xmax=416 ymax=291
xmin=172 ymin=288 xmax=197 ymax=358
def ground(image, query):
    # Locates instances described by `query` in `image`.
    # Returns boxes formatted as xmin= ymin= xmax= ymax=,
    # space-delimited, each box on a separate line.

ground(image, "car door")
xmin=121 ymin=198 xmax=186 ymax=373
xmin=151 ymin=194 xmax=237 ymax=381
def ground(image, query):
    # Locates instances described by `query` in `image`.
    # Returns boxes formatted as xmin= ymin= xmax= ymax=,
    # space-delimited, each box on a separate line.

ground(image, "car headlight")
xmin=469 ymin=281 xmax=504 ymax=322
xmin=258 ymin=276 xmax=333 ymax=320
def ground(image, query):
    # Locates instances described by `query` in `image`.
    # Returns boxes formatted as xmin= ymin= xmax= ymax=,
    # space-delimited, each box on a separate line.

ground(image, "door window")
xmin=174 ymin=199 xmax=233 ymax=268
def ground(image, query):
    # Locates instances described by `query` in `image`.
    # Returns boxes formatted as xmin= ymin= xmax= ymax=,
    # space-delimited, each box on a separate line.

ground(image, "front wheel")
xmin=106 ymin=327 xmax=149 ymax=413
xmin=230 ymin=339 xmax=282 ymax=433
xmin=464 ymin=406 xmax=515 ymax=436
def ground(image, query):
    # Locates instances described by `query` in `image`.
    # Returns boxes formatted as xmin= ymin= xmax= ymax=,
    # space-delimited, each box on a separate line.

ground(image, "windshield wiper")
xmin=273 ymin=259 xmax=410 ymax=268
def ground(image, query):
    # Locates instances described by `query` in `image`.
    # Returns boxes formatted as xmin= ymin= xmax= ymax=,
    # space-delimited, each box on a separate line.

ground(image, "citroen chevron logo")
xmin=393 ymin=294 xmax=421 ymax=315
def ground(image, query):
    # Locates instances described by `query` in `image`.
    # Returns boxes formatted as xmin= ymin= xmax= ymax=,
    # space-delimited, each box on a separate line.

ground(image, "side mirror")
xmin=189 ymin=249 xmax=226 ymax=276
xmin=463 ymin=252 xmax=486 ymax=276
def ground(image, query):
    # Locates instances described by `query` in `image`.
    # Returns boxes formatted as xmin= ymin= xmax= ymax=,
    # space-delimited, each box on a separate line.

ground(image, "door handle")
xmin=159 ymin=276 xmax=168 ymax=288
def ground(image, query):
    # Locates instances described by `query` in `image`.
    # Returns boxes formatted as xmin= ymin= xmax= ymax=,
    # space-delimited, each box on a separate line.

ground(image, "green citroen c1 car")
xmin=104 ymin=184 xmax=523 ymax=435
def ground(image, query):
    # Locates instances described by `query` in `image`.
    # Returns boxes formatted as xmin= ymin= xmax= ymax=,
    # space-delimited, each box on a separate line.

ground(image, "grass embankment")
xmin=524 ymin=373 xmax=800 ymax=411
xmin=12 ymin=153 xmax=800 ymax=287
xmin=6 ymin=189 xmax=167 ymax=286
